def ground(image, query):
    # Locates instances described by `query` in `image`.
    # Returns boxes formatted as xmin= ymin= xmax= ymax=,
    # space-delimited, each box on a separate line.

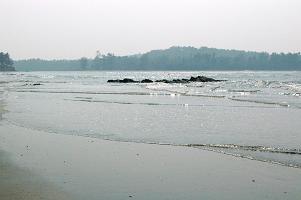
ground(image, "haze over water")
xmin=1 ymin=71 xmax=301 ymax=168
xmin=1 ymin=0 xmax=301 ymax=59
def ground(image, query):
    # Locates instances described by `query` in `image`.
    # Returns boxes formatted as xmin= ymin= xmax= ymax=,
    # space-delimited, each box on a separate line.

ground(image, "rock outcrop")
xmin=107 ymin=76 xmax=224 ymax=84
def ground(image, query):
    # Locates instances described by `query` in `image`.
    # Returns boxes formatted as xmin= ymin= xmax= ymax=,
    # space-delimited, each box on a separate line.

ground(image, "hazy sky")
xmin=1 ymin=0 xmax=300 ymax=59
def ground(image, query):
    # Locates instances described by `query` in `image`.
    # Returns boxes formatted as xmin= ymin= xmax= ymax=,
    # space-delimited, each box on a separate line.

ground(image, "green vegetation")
xmin=14 ymin=46 xmax=301 ymax=71
xmin=0 ymin=52 xmax=15 ymax=71
xmin=14 ymin=59 xmax=81 ymax=71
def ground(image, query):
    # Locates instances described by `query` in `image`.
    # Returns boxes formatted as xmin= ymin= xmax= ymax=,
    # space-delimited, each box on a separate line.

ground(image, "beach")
xmin=1 ymin=71 xmax=301 ymax=199
xmin=0 ymin=149 xmax=73 ymax=200
xmin=2 ymin=0 xmax=301 ymax=198
xmin=1 ymin=121 xmax=301 ymax=200
xmin=0 ymin=100 xmax=73 ymax=199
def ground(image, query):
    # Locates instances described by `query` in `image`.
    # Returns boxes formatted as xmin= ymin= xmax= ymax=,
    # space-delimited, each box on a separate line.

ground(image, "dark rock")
xmin=189 ymin=76 xmax=217 ymax=82
xmin=170 ymin=79 xmax=190 ymax=83
xmin=107 ymin=75 xmax=224 ymax=84
xmin=194 ymin=75 xmax=225 ymax=82
xmin=171 ymin=79 xmax=182 ymax=83
xmin=122 ymin=78 xmax=138 ymax=83
xmin=189 ymin=76 xmax=197 ymax=82
xmin=181 ymin=78 xmax=189 ymax=83
xmin=155 ymin=76 xmax=222 ymax=83
xmin=141 ymin=79 xmax=153 ymax=83
xmin=107 ymin=78 xmax=138 ymax=83
xmin=155 ymin=79 xmax=169 ymax=83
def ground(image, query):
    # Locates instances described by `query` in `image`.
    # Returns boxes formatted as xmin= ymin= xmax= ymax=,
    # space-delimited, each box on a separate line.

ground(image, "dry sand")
xmin=0 ymin=121 xmax=301 ymax=200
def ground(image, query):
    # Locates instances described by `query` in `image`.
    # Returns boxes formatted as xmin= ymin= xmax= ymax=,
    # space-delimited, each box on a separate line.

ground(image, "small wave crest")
xmin=66 ymin=98 xmax=282 ymax=109
xmin=184 ymin=143 xmax=301 ymax=168
xmin=184 ymin=144 xmax=301 ymax=155
xmin=4 ymin=119 xmax=301 ymax=169
xmin=228 ymin=97 xmax=291 ymax=107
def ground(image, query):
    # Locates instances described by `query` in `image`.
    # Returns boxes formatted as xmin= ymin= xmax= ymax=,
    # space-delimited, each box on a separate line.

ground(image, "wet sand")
xmin=0 ymin=98 xmax=74 ymax=200
xmin=0 ymin=121 xmax=301 ymax=200
xmin=0 ymin=150 xmax=74 ymax=200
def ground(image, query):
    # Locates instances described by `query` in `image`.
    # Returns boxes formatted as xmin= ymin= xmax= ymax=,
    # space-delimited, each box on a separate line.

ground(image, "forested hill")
xmin=15 ymin=46 xmax=301 ymax=71
xmin=0 ymin=52 xmax=15 ymax=71
xmin=15 ymin=59 xmax=81 ymax=71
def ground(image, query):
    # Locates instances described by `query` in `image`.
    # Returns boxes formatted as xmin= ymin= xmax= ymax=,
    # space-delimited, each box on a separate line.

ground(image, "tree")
xmin=0 ymin=52 xmax=15 ymax=71
xmin=79 ymin=57 xmax=89 ymax=70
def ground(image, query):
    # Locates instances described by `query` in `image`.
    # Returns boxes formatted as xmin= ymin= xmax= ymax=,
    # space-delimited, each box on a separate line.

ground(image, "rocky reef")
xmin=107 ymin=76 xmax=224 ymax=84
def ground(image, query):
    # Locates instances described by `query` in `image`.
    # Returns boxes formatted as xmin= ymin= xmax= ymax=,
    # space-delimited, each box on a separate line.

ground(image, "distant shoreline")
xmin=10 ymin=69 xmax=301 ymax=72
xmin=13 ymin=46 xmax=301 ymax=71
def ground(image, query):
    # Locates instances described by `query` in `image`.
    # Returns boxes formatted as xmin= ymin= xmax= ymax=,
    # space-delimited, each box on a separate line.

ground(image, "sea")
xmin=0 ymin=71 xmax=301 ymax=168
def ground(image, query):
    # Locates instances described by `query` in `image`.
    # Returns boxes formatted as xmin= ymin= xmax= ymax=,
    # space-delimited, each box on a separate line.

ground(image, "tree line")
xmin=89 ymin=47 xmax=301 ymax=70
xmin=0 ymin=52 xmax=15 ymax=71
xmin=14 ymin=46 xmax=301 ymax=71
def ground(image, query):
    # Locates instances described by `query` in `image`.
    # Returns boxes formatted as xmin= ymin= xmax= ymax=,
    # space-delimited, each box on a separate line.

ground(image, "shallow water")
xmin=1 ymin=71 xmax=301 ymax=167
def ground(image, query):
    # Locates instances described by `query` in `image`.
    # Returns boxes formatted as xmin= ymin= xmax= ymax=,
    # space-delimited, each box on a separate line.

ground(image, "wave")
xmin=145 ymin=85 xmax=227 ymax=98
xmin=14 ymin=89 xmax=226 ymax=99
xmin=186 ymin=94 xmax=225 ymax=98
xmin=66 ymin=98 xmax=283 ymax=109
xmin=4 ymin=119 xmax=301 ymax=169
xmin=228 ymin=89 xmax=261 ymax=93
xmin=14 ymin=89 xmax=296 ymax=109
xmin=228 ymin=97 xmax=291 ymax=107
xmin=184 ymin=144 xmax=301 ymax=155
xmin=187 ymin=144 xmax=301 ymax=168
xmin=14 ymin=90 xmax=155 ymax=96
xmin=0 ymin=81 xmax=10 ymax=84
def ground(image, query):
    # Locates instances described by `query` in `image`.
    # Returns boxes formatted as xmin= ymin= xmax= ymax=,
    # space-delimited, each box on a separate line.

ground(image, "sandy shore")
xmin=0 ymin=121 xmax=301 ymax=200
xmin=0 ymin=149 xmax=74 ymax=200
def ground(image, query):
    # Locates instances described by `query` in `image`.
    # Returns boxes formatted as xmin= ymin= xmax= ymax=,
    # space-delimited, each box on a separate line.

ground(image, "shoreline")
xmin=0 ymin=96 xmax=75 ymax=200
xmin=1 ymin=121 xmax=301 ymax=200
xmin=1 ymin=80 xmax=301 ymax=200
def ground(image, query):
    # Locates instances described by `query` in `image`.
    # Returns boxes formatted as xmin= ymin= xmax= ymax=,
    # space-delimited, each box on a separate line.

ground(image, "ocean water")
xmin=1 ymin=71 xmax=301 ymax=168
